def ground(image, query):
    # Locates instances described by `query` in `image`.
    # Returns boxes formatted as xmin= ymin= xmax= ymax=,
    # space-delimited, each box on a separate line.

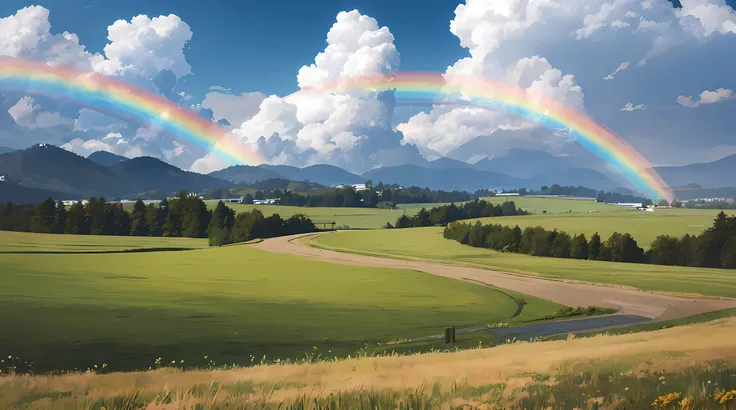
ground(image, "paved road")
xmin=251 ymin=233 xmax=736 ymax=322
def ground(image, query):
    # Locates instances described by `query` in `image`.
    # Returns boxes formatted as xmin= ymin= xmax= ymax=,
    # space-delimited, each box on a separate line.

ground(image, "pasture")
xmin=312 ymin=228 xmax=736 ymax=298
xmin=471 ymin=208 xmax=734 ymax=246
xmin=0 ymin=231 xmax=561 ymax=372
xmin=0 ymin=230 xmax=208 ymax=253
xmin=480 ymin=196 xmax=636 ymax=214
xmin=208 ymin=201 xmax=412 ymax=229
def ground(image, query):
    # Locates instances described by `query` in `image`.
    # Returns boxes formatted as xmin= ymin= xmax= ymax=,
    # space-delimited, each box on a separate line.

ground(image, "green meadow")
xmin=470 ymin=208 xmax=734 ymax=247
xmin=0 ymin=231 xmax=561 ymax=372
xmin=311 ymin=227 xmax=736 ymax=298
xmin=0 ymin=230 xmax=208 ymax=253
xmin=480 ymin=196 xmax=637 ymax=214
xmin=210 ymin=202 xmax=412 ymax=229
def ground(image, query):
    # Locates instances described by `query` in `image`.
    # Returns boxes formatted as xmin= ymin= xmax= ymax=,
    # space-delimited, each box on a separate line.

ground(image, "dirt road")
xmin=252 ymin=233 xmax=736 ymax=321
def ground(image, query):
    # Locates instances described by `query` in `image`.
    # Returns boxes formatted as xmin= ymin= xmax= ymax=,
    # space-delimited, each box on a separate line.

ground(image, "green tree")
xmin=549 ymin=231 xmax=571 ymax=258
xmin=242 ymin=193 xmax=254 ymax=204
xmin=720 ymin=239 xmax=736 ymax=269
xmin=693 ymin=211 xmax=729 ymax=267
xmin=181 ymin=196 xmax=210 ymax=238
xmin=468 ymin=221 xmax=486 ymax=247
xmin=54 ymin=201 xmax=67 ymax=234
xmin=657 ymin=199 xmax=670 ymax=207
xmin=395 ymin=214 xmax=412 ymax=229
xmin=64 ymin=201 xmax=87 ymax=234
xmin=570 ymin=234 xmax=589 ymax=259
xmin=207 ymin=201 xmax=236 ymax=246
xmin=163 ymin=191 xmax=187 ymax=237
xmin=145 ymin=204 xmax=165 ymax=236
xmin=130 ymin=200 xmax=148 ymax=236
xmin=588 ymin=232 xmax=602 ymax=260
xmin=32 ymin=197 xmax=57 ymax=233
xmin=650 ymin=235 xmax=684 ymax=266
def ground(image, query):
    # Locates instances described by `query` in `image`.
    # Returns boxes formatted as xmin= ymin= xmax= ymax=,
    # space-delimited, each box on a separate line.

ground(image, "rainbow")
xmin=292 ymin=73 xmax=674 ymax=201
xmin=0 ymin=57 xmax=265 ymax=166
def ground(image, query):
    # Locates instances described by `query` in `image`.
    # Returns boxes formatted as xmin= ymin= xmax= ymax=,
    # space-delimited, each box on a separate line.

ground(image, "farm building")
xmin=253 ymin=198 xmax=278 ymax=205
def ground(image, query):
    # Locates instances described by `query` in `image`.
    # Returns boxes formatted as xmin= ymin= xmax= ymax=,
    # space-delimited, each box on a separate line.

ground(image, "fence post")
xmin=451 ymin=327 xmax=456 ymax=343
xmin=444 ymin=327 xmax=452 ymax=344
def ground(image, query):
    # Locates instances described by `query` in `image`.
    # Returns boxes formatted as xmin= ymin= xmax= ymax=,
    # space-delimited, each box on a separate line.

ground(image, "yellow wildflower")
xmin=678 ymin=396 xmax=695 ymax=410
xmin=652 ymin=392 xmax=680 ymax=409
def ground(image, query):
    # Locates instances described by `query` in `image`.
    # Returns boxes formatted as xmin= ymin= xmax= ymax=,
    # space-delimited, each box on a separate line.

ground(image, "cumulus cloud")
xmin=604 ymin=61 xmax=630 ymax=80
xmin=621 ymin=102 xmax=647 ymax=111
xmin=92 ymin=14 xmax=192 ymax=80
xmin=215 ymin=10 xmax=407 ymax=172
xmin=8 ymin=96 xmax=74 ymax=129
xmin=201 ymin=91 xmax=267 ymax=128
xmin=677 ymin=88 xmax=734 ymax=107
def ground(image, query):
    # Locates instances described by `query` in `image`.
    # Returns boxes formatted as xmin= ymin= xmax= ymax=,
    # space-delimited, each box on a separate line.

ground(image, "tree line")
xmin=389 ymin=200 xmax=528 ymax=229
xmin=207 ymin=202 xmax=316 ymax=246
xmin=443 ymin=211 xmax=736 ymax=269
xmin=0 ymin=192 xmax=317 ymax=246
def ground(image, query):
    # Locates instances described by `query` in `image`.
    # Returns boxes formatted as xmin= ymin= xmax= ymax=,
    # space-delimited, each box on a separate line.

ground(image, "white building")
xmin=615 ymin=202 xmax=643 ymax=208
xmin=253 ymin=198 xmax=277 ymax=205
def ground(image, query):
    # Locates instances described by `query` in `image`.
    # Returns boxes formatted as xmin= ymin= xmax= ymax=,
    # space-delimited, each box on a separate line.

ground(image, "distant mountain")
xmin=0 ymin=181 xmax=73 ymax=204
xmin=109 ymin=157 xmax=232 ymax=194
xmin=258 ymin=164 xmax=364 ymax=186
xmin=87 ymin=151 xmax=128 ymax=166
xmin=0 ymin=144 xmax=119 ymax=197
xmin=0 ymin=146 xmax=15 ymax=155
xmin=473 ymin=149 xmax=577 ymax=179
xmin=655 ymin=154 xmax=736 ymax=188
xmin=362 ymin=164 xmax=522 ymax=192
xmin=426 ymin=157 xmax=472 ymax=170
xmin=527 ymin=168 xmax=617 ymax=191
xmin=209 ymin=165 xmax=285 ymax=184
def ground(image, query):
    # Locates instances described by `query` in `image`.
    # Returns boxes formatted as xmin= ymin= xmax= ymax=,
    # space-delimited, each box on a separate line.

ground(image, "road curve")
xmin=251 ymin=232 xmax=736 ymax=321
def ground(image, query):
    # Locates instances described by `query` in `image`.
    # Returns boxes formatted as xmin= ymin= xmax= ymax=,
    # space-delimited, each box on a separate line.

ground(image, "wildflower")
xmin=678 ymin=396 xmax=695 ymax=410
xmin=625 ymin=387 xmax=629 ymax=391
xmin=204 ymin=356 xmax=208 ymax=359
xmin=102 ymin=363 xmax=107 ymax=368
xmin=582 ymin=393 xmax=586 ymax=396
xmin=596 ymin=390 xmax=601 ymax=393
xmin=652 ymin=392 xmax=680 ymax=409
xmin=180 ymin=360 xmax=184 ymax=364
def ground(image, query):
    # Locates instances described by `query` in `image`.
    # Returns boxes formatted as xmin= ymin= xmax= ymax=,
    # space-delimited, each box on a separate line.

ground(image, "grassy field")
xmin=0 ymin=232 xmax=561 ymax=372
xmin=480 ymin=196 xmax=637 ymax=214
xmin=470 ymin=208 xmax=735 ymax=247
xmin=207 ymin=201 xmax=415 ymax=229
xmin=2 ymin=317 xmax=734 ymax=409
xmin=0 ymin=230 xmax=208 ymax=253
xmin=312 ymin=228 xmax=736 ymax=298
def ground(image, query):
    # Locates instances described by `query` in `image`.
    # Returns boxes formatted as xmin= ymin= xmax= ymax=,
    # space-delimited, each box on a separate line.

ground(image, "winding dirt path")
xmin=251 ymin=232 xmax=736 ymax=321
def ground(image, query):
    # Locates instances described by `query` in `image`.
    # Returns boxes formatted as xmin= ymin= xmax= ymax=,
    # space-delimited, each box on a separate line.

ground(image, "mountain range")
xmin=1 ymin=143 xmax=735 ymax=203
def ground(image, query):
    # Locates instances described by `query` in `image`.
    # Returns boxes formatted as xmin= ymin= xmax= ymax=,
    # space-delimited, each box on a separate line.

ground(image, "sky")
xmin=0 ymin=0 xmax=735 ymax=177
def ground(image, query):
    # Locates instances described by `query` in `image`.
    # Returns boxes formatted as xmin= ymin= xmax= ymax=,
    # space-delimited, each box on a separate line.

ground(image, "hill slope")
xmin=362 ymin=164 xmax=522 ymax=191
xmin=656 ymin=154 xmax=736 ymax=188
xmin=209 ymin=165 xmax=284 ymax=184
xmin=87 ymin=151 xmax=128 ymax=166
xmin=0 ymin=144 xmax=119 ymax=197
xmin=258 ymin=164 xmax=364 ymax=186
xmin=109 ymin=157 xmax=232 ymax=194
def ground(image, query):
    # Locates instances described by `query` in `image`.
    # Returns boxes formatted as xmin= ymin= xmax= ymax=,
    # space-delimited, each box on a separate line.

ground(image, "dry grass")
xmin=2 ymin=318 xmax=735 ymax=409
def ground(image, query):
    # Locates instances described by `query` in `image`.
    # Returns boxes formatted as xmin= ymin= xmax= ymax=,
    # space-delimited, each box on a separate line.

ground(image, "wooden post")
xmin=451 ymin=327 xmax=456 ymax=343
xmin=444 ymin=327 xmax=452 ymax=344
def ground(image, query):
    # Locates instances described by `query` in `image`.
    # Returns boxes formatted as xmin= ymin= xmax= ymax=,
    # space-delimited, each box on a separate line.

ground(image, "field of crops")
xmin=0 ymin=230 xmax=208 ymax=253
xmin=0 ymin=231 xmax=560 ymax=372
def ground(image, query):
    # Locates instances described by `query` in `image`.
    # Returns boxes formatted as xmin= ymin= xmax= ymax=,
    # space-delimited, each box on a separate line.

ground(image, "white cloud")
xmin=621 ymin=102 xmax=647 ymax=111
xmin=296 ymin=10 xmax=399 ymax=89
xmin=8 ymin=96 xmax=74 ymax=129
xmin=221 ymin=10 xmax=404 ymax=172
xmin=677 ymin=88 xmax=733 ymax=107
xmin=92 ymin=14 xmax=192 ymax=80
xmin=201 ymin=91 xmax=267 ymax=128
xmin=604 ymin=61 xmax=630 ymax=80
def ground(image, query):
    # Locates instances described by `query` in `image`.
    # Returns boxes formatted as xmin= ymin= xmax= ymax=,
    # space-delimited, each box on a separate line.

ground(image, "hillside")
xmin=258 ymin=164 xmax=364 ymax=186
xmin=0 ymin=146 xmax=15 ymax=155
xmin=109 ymin=157 xmax=232 ymax=194
xmin=473 ymin=148 xmax=577 ymax=178
xmin=426 ymin=157 xmax=472 ymax=170
xmin=209 ymin=165 xmax=284 ymax=184
xmin=528 ymin=168 xmax=617 ymax=191
xmin=87 ymin=150 xmax=128 ymax=166
xmin=362 ymin=164 xmax=522 ymax=191
xmin=656 ymin=154 xmax=736 ymax=188
xmin=0 ymin=182 xmax=73 ymax=203
xmin=0 ymin=144 xmax=119 ymax=197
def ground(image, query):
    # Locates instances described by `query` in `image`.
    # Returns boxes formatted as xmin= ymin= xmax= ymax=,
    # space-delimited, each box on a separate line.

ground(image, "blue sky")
xmin=0 ymin=0 xmax=467 ymax=98
xmin=0 ymin=0 xmax=735 ymax=178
